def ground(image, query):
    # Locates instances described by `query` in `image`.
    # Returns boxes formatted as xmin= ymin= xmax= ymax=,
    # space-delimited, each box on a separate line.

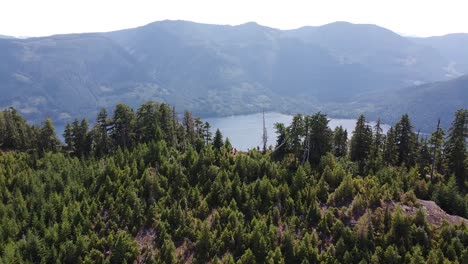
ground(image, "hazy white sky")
xmin=1 ymin=0 xmax=467 ymax=37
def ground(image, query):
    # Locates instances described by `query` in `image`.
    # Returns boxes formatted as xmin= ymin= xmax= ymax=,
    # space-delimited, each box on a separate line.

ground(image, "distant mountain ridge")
xmin=0 ymin=20 xmax=467 ymax=130
xmin=357 ymin=74 xmax=468 ymax=131
xmin=0 ymin=34 xmax=15 ymax=39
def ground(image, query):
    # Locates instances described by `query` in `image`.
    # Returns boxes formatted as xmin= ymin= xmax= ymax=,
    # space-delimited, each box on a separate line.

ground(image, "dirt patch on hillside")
xmin=176 ymin=239 xmax=195 ymax=263
xmin=383 ymin=199 xmax=467 ymax=227
xmin=135 ymin=228 xmax=156 ymax=263
xmin=416 ymin=199 xmax=468 ymax=227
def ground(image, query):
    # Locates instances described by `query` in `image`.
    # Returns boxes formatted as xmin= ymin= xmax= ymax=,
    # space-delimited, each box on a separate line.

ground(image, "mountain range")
xmin=0 ymin=20 xmax=467 ymax=131
xmin=0 ymin=34 xmax=15 ymax=39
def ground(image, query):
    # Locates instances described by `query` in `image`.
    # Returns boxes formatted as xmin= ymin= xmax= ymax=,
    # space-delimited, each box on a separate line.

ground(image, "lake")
xmin=205 ymin=112 xmax=390 ymax=151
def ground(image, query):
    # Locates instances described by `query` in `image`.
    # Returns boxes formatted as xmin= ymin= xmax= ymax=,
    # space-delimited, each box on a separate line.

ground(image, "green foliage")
xmin=394 ymin=114 xmax=417 ymax=167
xmin=333 ymin=125 xmax=348 ymax=158
xmin=445 ymin=109 xmax=467 ymax=188
xmin=110 ymin=230 xmax=139 ymax=264
xmin=213 ymin=129 xmax=224 ymax=150
xmin=350 ymin=115 xmax=373 ymax=173
xmin=0 ymin=103 xmax=466 ymax=263
xmin=160 ymin=237 xmax=177 ymax=264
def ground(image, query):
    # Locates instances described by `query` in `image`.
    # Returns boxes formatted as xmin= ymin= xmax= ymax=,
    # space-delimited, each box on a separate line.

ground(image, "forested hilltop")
xmin=0 ymin=102 xmax=467 ymax=263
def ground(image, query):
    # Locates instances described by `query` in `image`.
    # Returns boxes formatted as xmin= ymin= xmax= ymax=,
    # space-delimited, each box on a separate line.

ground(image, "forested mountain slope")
xmin=412 ymin=33 xmax=468 ymax=77
xmin=0 ymin=20 xmax=467 ymax=130
xmin=0 ymin=102 xmax=467 ymax=263
xmin=355 ymin=74 xmax=468 ymax=131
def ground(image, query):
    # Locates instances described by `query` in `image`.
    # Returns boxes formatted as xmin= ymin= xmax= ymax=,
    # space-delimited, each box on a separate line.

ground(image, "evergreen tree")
xmin=0 ymin=112 xmax=5 ymax=148
xmin=384 ymin=127 xmax=398 ymax=165
xmin=350 ymin=115 xmax=373 ymax=163
xmin=195 ymin=224 xmax=212 ymax=263
xmin=267 ymin=247 xmax=285 ymax=264
xmin=225 ymin=137 xmax=233 ymax=152
xmin=111 ymin=103 xmax=135 ymax=149
xmin=383 ymin=245 xmax=401 ymax=264
xmin=333 ymin=126 xmax=348 ymax=157
xmin=183 ymin=111 xmax=196 ymax=144
xmin=160 ymin=237 xmax=177 ymax=264
xmin=273 ymin=123 xmax=289 ymax=160
xmin=394 ymin=114 xmax=416 ymax=167
xmin=2 ymin=108 xmax=22 ymax=149
xmin=69 ymin=118 xmax=92 ymax=156
xmin=239 ymin=249 xmax=256 ymax=264
xmin=429 ymin=119 xmax=445 ymax=180
xmin=203 ymin=122 xmax=212 ymax=145
xmin=136 ymin=101 xmax=160 ymax=143
xmin=1 ymin=107 xmax=31 ymax=150
xmin=63 ymin=123 xmax=74 ymax=152
xmin=194 ymin=117 xmax=204 ymax=138
xmin=93 ymin=108 xmax=112 ymax=156
xmin=213 ymin=129 xmax=224 ymax=150
xmin=289 ymin=114 xmax=305 ymax=159
xmin=39 ymin=118 xmax=59 ymax=153
xmin=373 ymin=119 xmax=385 ymax=154
xmin=110 ymin=230 xmax=139 ymax=264
xmin=307 ymin=112 xmax=333 ymax=165
xmin=158 ymin=103 xmax=176 ymax=146
xmin=445 ymin=109 xmax=467 ymax=186
xmin=417 ymin=138 xmax=432 ymax=177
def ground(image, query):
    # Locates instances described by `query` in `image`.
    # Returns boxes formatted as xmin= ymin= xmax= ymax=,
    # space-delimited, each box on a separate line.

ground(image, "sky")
xmin=1 ymin=0 xmax=467 ymax=37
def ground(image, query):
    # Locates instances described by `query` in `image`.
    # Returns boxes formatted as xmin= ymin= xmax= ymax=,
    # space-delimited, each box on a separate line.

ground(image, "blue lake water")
xmin=205 ymin=112 xmax=390 ymax=151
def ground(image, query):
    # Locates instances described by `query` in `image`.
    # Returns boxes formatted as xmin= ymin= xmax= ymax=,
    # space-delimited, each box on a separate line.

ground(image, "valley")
xmin=1 ymin=20 xmax=467 ymax=132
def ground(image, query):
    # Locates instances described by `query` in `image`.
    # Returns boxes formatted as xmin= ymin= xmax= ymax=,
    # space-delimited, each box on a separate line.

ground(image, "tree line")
xmin=0 ymin=102 xmax=466 ymax=263
xmin=273 ymin=111 xmax=467 ymax=193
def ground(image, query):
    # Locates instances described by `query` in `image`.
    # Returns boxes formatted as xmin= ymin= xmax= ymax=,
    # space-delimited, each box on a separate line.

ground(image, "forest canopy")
xmin=0 ymin=102 xmax=467 ymax=263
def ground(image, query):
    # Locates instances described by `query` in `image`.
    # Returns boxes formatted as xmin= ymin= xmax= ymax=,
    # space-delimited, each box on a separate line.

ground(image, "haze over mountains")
xmin=0 ymin=34 xmax=15 ymax=39
xmin=0 ymin=20 xmax=467 ymax=130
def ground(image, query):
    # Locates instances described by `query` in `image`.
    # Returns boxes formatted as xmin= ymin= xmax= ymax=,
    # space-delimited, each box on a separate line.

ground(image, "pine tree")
xmin=267 ymin=247 xmax=285 ymax=264
xmin=307 ymin=112 xmax=333 ymax=165
xmin=350 ymin=115 xmax=373 ymax=174
xmin=111 ymin=103 xmax=135 ymax=149
xmin=213 ymin=129 xmax=223 ymax=150
xmin=110 ymin=230 xmax=139 ymax=264
xmin=39 ymin=118 xmax=59 ymax=153
xmin=203 ymin=122 xmax=212 ymax=145
xmin=63 ymin=123 xmax=74 ymax=151
xmin=289 ymin=114 xmax=305 ymax=160
xmin=2 ymin=108 xmax=21 ymax=149
xmin=384 ymin=127 xmax=398 ymax=165
xmin=93 ymin=108 xmax=111 ymax=156
xmin=445 ymin=109 xmax=467 ymax=186
xmin=136 ymin=101 xmax=160 ymax=143
xmin=68 ymin=118 xmax=91 ymax=156
xmin=417 ymin=138 xmax=432 ymax=177
xmin=158 ymin=103 xmax=175 ymax=145
xmin=273 ymin=122 xmax=289 ymax=160
xmin=2 ymin=107 xmax=31 ymax=150
xmin=350 ymin=115 xmax=373 ymax=162
xmin=183 ymin=111 xmax=196 ymax=144
xmin=160 ymin=237 xmax=177 ymax=264
xmin=0 ymin=111 xmax=5 ymax=148
xmin=195 ymin=224 xmax=212 ymax=263
xmin=333 ymin=126 xmax=348 ymax=157
xmin=383 ymin=245 xmax=401 ymax=264
xmin=373 ymin=119 xmax=385 ymax=154
xmin=395 ymin=114 xmax=417 ymax=167
xmin=429 ymin=119 xmax=445 ymax=180
xmin=77 ymin=118 xmax=91 ymax=156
